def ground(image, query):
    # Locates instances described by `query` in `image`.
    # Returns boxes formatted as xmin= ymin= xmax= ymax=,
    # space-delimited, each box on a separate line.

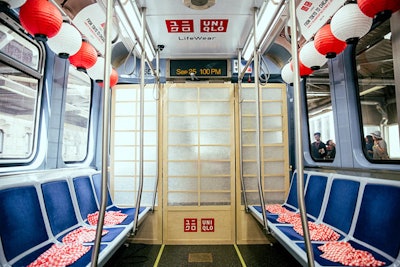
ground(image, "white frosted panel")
xmin=114 ymin=147 xmax=136 ymax=160
xmin=114 ymin=191 xmax=137 ymax=206
xmin=242 ymin=116 xmax=256 ymax=129
xmin=168 ymin=101 xmax=198 ymax=115
xmin=199 ymin=102 xmax=230 ymax=114
xmin=263 ymin=146 xmax=284 ymax=160
xmin=262 ymin=116 xmax=282 ymax=129
xmin=242 ymin=161 xmax=256 ymax=175
xmin=114 ymin=132 xmax=136 ymax=145
xmin=262 ymin=102 xmax=282 ymax=115
xmin=200 ymin=192 xmax=230 ymax=205
xmin=244 ymin=192 xmax=261 ymax=205
xmin=144 ymin=161 xmax=157 ymax=176
xmin=115 ymin=102 xmax=137 ymax=116
xmin=168 ymin=87 xmax=197 ymax=100
xmin=114 ymin=177 xmax=136 ymax=191
xmin=265 ymin=176 xmax=285 ymax=190
xmin=240 ymin=88 xmax=256 ymax=100
xmin=144 ymin=87 xmax=157 ymax=100
xmin=168 ymin=117 xmax=198 ymax=130
xmin=199 ymin=131 xmax=230 ymax=145
xmin=242 ymin=131 xmax=256 ymax=145
xmin=264 ymin=161 xmax=284 ymax=175
xmin=143 ymin=176 xmax=157 ymax=191
xmin=200 ymin=161 xmax=231 ymax=176
xmin=199 ymin=87 xmax=230 ymax=99
xmin=262 ymin=88 xmax=282 ymax=100
xmin=264 ymin=192 xmax=285 ymax=203
xmin=201 ymin=177 xmax=230 ymax=190
xmin=116 ymin=88 xmax=137 ymax=101
xmin=144 ymin=117 xmax=157 ymax=130
xmin=168 ymin=161 xmax=198 ymax=176
xmin=168 ymin=177 xmax=198 ymax=191
xmin=241 ymin=102 xmax=256 ymax=114
xmin=200 ymin=116 xmax=230 ymax=129
xmin=168 ymin=146 xmax=198 ymax=160
xmin=168 ymin=131 xmax=198 ymax=145
xmin=242 ymin=146 xmax=256 ymax=160
xmin=143 ymin=132 xmax=157 ymax=145
xmin=144 ymin=102 xmax=157 ymax=115
xmin=141 ymin=191 xmax=157 ymax=206
xmin=200 ymin=146 xmax=230 ymax=160
xmin=168 ymin=192 xmax=198 ymax=205
xmin=114 ymin=117 xmax=137 ymax=130
xmin=243 ymin=176 xmax=258 ymax=190
xmin=114 ymin=162 xmax=136 ymax=175
xmin=263 ymin=131 xmax=283 ymax=144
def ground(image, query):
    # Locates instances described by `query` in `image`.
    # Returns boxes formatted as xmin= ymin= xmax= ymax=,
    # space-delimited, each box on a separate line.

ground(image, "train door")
xmin=162 ymin=83 xmax=235 ymax=244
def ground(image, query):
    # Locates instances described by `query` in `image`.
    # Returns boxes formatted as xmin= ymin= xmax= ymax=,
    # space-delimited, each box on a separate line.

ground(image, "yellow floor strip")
xmin=153 ymin=244 xmax=165 ymax=267
xmin=234 ymin=244 xmax=247 ymax=267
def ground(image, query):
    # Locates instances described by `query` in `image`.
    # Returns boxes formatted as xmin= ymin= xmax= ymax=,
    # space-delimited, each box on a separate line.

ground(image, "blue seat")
xmin=0 ymin=186 xmax=50 ymax=265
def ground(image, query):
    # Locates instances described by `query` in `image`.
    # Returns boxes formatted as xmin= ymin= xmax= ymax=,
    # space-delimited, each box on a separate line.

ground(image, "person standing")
xmin=311 ymin=132 xmax=327 ymax=159
xmin=365 ymin=135 xmax=374 ymax=159
xmin=325 ymin=139 xmax=336 ymax=159
xmin=371 ymin=131 xmax=389 ymax=160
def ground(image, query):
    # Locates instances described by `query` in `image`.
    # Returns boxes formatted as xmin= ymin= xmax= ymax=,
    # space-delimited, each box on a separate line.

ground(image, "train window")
xmin=0 ymin=24 xmax=39 ymax=70
xmin=305 ymin=64 xmax=335 ymax=161
xmin=0 ymin=21 xmax=42 ymax=162
xmin=357 ymin=18 xmax=399 ymax=161
xmin=62 ymin=66 xmax=91 ymax=162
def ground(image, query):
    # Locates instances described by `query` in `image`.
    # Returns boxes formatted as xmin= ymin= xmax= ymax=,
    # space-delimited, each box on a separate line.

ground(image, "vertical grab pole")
xmin=133 ymin=7 xmax=147 ymax=234
xmin=253 ymin=7 xmax=268 ymax=233
xmin=91 ymin=0 xmax=113 ymax=266
xmin=238 ymin=49 xmax=249 ymax=212
xmin=288 ymin=1 xmax=314 ymax=266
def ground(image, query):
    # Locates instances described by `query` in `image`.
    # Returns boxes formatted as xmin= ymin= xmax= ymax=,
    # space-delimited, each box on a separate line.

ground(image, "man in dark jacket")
xmin=311 ymin=132 xmax=327 ymax=159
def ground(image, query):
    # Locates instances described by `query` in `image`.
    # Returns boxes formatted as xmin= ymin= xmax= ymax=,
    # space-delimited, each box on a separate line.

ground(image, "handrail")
xmin=288 ymin=0 xmax=314 ymax=266
xmin=237 ymin=49 xmax=249 ymax=212
xmin=132 ymin=7 xmax=147 ymax=235
xmin=90 ymin=0 xmax=114 ymax=265
xmin=252 ymin=7 xmax=269 ymax=233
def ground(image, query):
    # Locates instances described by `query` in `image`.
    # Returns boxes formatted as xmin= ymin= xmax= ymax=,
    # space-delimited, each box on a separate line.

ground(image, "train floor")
xmin=105 ymin=241 xmax=302 ymax=267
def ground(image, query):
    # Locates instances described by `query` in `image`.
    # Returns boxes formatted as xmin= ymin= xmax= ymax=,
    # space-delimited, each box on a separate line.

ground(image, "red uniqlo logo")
xmin=166 ymin=20 xmax=194 ymax=33
xmin=301 ymin=1 xmax=313 ymax=11
xmin=201 ymin=218 xmax=214 ymax=232
xmin=184 ymin=218 xmax=197 ymax=232
xmin=200 ymin=19 xmax=228 ymax=32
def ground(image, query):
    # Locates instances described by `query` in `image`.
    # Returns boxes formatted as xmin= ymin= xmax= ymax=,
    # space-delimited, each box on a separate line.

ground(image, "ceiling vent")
xmin=183 ymin=0 xmax=215 ymax=10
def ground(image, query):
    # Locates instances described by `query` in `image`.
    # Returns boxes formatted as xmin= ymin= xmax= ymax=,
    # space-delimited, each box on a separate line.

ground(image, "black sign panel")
xmin=169 ymin=59 xmax=228 ymax=77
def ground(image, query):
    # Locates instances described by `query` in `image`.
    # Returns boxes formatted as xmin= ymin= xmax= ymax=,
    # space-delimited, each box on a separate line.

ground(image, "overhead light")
xmin=183 ymin=0 xmax=215 ymax=10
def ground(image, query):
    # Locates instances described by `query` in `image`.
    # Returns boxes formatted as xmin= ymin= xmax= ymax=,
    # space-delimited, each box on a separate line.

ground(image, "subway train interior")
xmin=0 ymin=0 xmax=399 ymax=266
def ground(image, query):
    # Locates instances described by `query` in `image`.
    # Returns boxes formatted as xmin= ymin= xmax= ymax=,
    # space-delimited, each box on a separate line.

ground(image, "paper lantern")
xmin=98 ymin=68 xmax=119 ymax=88
xmin=358 ymin=0 xmax=400 ymax=18
xmin=290 ymin=60 xmax=313 ymax=77
xmin=314 ymin=24 xmax=346 ymax=58
xmin=47 ymin=22 xmax=82 ymax=59
xmin=19 ymin=0 xmax=63 ymax=42
xmin=281 ymin=63 xmax=293 ymax=84
xmin=299 ymin=41 xmax=328 ymax=70
xmin=331 ymin=3 xmax=373 ymax=43
xmin=1 ymin=0 xmax=27 ymax=8
xmin=86 ymin=56 xmax=105 ymax=82
xmin=69 ymin=40 xmax=97 ymax=71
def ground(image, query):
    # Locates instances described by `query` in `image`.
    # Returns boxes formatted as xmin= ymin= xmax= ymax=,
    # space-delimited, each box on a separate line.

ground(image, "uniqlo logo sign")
xmin=300 ymin=1 xmax=313 ymax=11
xmin=166 ymin=20 xmax=194 ymax=33
xmin=200 ymin=19 xmax=228 ymax=32
xmin=184 ymin=218 xmax=197 ymax=232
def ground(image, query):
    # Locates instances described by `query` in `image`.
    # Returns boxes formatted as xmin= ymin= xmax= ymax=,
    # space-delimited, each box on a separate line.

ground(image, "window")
xmin=62 ymin=66 xmax=91 ymax=162
xmin=0 ymin=23 xmax=41 ymax=161
xmin=357 ymin=18 xmax=399 ymax=161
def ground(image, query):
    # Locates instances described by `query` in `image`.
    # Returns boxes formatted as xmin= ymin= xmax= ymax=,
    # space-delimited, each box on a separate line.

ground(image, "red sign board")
xmin=166 ymin=20 xmax=194 ymax=33
xmin=184 ymin=218 xmax=197 ymax=232
xmin=201 ymin=218 xmax=215 ymax=232
xmin=200 ymin=19 xmax=228 ymax=32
